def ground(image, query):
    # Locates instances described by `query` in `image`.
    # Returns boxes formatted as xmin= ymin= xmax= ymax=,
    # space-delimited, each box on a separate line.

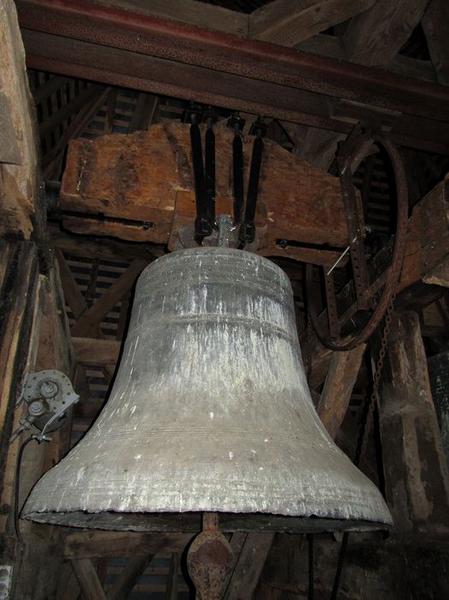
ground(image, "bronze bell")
xmin=23 ymin=248 xmax=392 ymax=532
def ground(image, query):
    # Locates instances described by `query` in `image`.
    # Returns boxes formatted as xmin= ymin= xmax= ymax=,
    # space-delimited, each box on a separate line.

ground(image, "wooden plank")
xmin=249 ymin=0 xmax=375 ymax=47
xmin=71 ymin=260 xmax=146 ymax=337
xmin=73 ymin=337 xmax=121 ymax=366
xmin=64 ymin=532 xmax=192 ymax=559
xmin=56 ymin=249 xmax=87 ymax=320
xmin=108 ymin=554 xmax=154 ymax=600
xmin=0 ymin=0 xmax=39 ymax=238
xmin=93 ymin=0 xmax=248 ymax=37
xmin=422 ymin=0 xmax=449 ymax=85
xmin=344 ymin=0 xmax=430 ymax=67
xmin=317 ymin=344 xmax=366 ymax=439
xmin=71 ymin=559 xmax=107 ymax=600
xmin=380 ymin=311 xmax=449 ymax=534
xmin=225 ymin=533 xmax=275 ymax=600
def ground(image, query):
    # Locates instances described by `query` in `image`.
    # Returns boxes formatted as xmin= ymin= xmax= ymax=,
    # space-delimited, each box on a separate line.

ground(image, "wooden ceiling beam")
xmin=93 ymin=0 xmax=248 ymax=37
xmin=344 ymin=0 xmax=431 ymax=67
xmin=16 ymin=1 xmax=449 ymax=126
xmin=249 ymin=0 xmax=375 ymax=47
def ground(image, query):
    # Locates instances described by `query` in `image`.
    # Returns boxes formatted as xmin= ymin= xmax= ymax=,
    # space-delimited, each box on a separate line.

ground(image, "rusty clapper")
xmin=23 ymin=248 xmax=391 ymax=530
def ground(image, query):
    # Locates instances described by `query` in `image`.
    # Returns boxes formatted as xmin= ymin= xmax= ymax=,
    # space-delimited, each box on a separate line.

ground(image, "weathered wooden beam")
xmin=71 ymin=260 xmax=146 ymax=337
xmin=64 ymin=532 xmax=192 ymax=559
xmin=249 ymin=0 xmax=375 ymax=47
xmin=225 ymin=533 xmax=275 ymax=600
xmin=127 ymin=92 xmax=158 ymax=133
xmin=72 ymin=337 xmax=121 ymax=366
xmin=422 ymin=0 xmax=449 ymax=85
xmin=56 ymin=250 xmax=87 ymax=320
xmin=71 ymin=559 xmax=107 ymax=600
xmin=0 ymin=242 xmax=39 ymax=508
xmin=343 ymin=0 xmax=431 ymax=67
xmin=108 ymin=554 xmax=154 ymax=600
xmin=16 ymin=0 xmax=449 ymax=154
xmin=58 ymin=562 xmax=81 ymax=600
xmin=380 ymin=311 xmax=449 ymax=534
xmin=94 ymin=0 xmax=248 ymax=36
xmin=3 ymin=253 xmax=75 ymax=598
xmin=282 ymin=122 xmax=344 ymax=170
xmin=0 ymin=92 xmax=20 ymax=164
xmin=317 ymin=344 xmax=366 ymax=439
xmin=404 ymin=173 xmax=449 ymax=289
xmin=0 ymin=0 xmax=39 ymax=238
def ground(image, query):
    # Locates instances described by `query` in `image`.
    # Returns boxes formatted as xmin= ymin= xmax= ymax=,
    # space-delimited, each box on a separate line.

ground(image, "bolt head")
xmin=39 ymin=380 xmax=58 ymax=399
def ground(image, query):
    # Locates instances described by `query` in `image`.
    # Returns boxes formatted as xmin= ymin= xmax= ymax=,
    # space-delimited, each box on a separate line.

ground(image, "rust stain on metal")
xmin=187 ymin=529 xmax=233 ymax=600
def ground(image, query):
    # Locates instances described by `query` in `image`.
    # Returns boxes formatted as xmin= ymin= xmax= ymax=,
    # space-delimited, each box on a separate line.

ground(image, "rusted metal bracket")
xmin=306 ymin=130 xmax=408 ymax=350
xmin=187 ymin=513 xmax=233 ymax=600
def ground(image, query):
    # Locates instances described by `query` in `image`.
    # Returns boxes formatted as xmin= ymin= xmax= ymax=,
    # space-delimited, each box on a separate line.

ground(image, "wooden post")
xmin=380 ymin=311 xmax=449 ymax=534
xmin=71 ymin=558 xmax=107 ymax=600
xmin=225 ymin=533 xmax=275 ymax=600
xmin=0 ymin=0 xmax=39 ymax=239
xmin=317 ymin=344 xmax=366 ymax=439
xmin=3 ymin=255 xmax=76 ymax=599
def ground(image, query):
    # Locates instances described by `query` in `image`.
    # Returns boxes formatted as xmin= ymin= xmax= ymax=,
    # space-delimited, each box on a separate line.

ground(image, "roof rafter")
xmin=249 ymin=0 xmax=375 ymax=46
xmin=344 ymin=0 xmax=431 ymax=66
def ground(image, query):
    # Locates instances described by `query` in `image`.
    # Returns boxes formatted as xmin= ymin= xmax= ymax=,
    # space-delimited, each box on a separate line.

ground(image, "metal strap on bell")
xmin=22 ymin=248 xmax=392 ymax=532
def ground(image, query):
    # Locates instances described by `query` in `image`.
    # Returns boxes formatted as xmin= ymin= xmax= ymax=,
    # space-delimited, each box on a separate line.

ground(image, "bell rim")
xmin=22 ymin=509 xmax=392 ymax=533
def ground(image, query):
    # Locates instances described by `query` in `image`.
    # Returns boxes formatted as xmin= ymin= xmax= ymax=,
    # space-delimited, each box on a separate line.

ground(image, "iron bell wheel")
xmin=22 ymin=248 xmax=392 ymax=533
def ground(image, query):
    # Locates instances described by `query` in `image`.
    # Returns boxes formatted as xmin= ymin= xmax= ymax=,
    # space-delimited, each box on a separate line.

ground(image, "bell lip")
xmin=22 ymin=509 xmax=393 ymax=534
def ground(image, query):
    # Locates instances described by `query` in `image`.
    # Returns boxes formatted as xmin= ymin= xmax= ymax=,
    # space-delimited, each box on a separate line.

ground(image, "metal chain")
xmin=331 ymin=295 xmax=396 ymax=600
xmin=355 ymin=295 xmax=395 ymax=466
